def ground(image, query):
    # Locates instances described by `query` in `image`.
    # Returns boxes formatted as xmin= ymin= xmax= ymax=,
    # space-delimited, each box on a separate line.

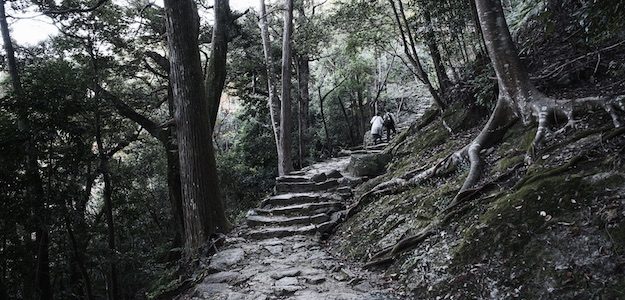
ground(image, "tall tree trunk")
xmin=318 ymin=87 xmax=331 ymax=152
xmin=422 ymin=8 xmax=450 ymax=90
xmin=476 ymin=0 xmax=535 ymax=111
xmin=164 ymin=0 xmax=230 ymax=255
xmin=34 ymin=228 xmax=52 ymax=300
xmin=337 ymin=96 xmax=356 ymax=146
xmin=296 ymin=55 xmax=310 ymax=167
xmin=62 ymin=202 xmax=94 ymax=300
xmin=102 ymin=163 xmax=118 ymax=300
xmin=165 ymin=138 xmax=185 ymax=249
xmin=206 ymin=0 xmax=231 ymax=130
xmin=95 ymin=117 xmax=118 ymax=300
xmin=0 ymin=2 xmax=52 ymax=299
xmin=356 ymin=89 xmax=366 ymax=144
xmin=165 ymin=88 xmax=185 ymax=249
xmin=388 ymin=0 xmax=446 ymax=110
xmin=259 ymin=0 xmax=282 ymax=167
xmin=470 ymin=0 xmax=487 ymax=54
xmin=278 ymin=0 xmax=294 ymax=175
xmin=455 ymin=0 xmax=556 ymax=193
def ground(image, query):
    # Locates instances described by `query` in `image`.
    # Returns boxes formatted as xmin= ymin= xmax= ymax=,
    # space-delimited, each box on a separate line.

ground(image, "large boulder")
xmin=346 ymin=152 xmax=391 ymax=177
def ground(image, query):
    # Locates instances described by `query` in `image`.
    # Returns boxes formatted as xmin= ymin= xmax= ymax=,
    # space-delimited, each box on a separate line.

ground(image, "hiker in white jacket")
xmin=370 ymin=112 xmax=384 ymax=144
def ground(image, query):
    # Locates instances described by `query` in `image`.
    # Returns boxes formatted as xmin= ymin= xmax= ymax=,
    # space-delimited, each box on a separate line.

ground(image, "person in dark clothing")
xmin=383 ymin=110 xmax=396 ymax=142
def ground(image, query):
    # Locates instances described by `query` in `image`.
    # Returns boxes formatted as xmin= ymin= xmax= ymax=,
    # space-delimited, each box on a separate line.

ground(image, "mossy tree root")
xmin=364 ymin=163 xmax=522 ymax=268
xmin=526 ymin=95 xmax=625 ymax=163
xmin=360 ymin=92 xmax=623 ymax=269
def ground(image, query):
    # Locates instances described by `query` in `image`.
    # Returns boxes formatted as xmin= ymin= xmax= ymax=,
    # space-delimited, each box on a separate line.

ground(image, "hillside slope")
xmin=330 ymin=102 xmax=625 ymax=298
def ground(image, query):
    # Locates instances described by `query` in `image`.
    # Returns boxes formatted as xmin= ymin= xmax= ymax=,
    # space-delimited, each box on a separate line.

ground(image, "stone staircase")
xmin=246 ymin=172 xmax=350 ymax=240
xmin=245 ymin=156 xmax=379 ymax=240
xmin=245 ymin=120 xmax=418 ymax=240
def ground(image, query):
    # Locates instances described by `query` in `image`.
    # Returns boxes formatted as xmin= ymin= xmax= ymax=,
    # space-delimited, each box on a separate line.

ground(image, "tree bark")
xmin=318 ymin=87 xmax=331 ymax=152
xmin=164 ymin=0 xmax=230 ymax=255
xmin=62 ymin=202 xmax=94 ymax=300
xmin=422 ymin=7 xmax=450 ymax=91
xmin=356 ymin=89 xmax=366 ymax=144
xmin=296 ymin=55 xmax=310 ymax=167
xmin=206 ymin=0 xmax=231 ymax=130
xmin=259 ymin=0 xmax=282 ymax=168
xmin=337 ymin=96 xmax=356 ymax=146
xmin=278 ymin=0 xmax=294 ymax=175
xmin=388 ymin=0 xmax=446 ymax=110
xmin=0 ymin=2 xmax=52 ymax=299
xmin=95 ymin=115 xmax=119 ymax=300
xmin=470 ymin=0 xmax=487 ymax=54
xmin=165 ymin=137 xmax=185 ymax=249
xmin=475 ymin=0 xmax=536 ymax=115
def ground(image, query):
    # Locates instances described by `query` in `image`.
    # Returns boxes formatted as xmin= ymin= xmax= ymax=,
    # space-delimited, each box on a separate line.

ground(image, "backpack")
xmin=383 ymin=113 xmax=394 ymax=127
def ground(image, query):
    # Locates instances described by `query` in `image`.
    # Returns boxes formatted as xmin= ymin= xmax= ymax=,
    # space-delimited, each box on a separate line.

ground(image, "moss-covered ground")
xmin=330 ymin=104 xmax=625 ymax=299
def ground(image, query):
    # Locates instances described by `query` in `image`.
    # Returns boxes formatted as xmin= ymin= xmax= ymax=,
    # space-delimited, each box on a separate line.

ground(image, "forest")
xmin=0 ymin=0 xmax=624 ymax=299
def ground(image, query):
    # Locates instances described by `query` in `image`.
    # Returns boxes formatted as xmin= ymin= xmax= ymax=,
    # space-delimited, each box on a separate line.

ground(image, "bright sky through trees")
xmin=4 ymin=0 xmax=258 ymax=46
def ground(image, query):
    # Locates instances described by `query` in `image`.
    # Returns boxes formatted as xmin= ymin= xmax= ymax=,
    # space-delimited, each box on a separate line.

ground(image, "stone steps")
xmin=246 ymin=153 xmax=384 ymax=240
xmin=255 ymin=202 xmax=344 ymax=217
xmin=248 ymin=224 xmax=322 ymax=239
xmin=246 ymin=213 xmax=330 ymax=227
xmin=275 ymin=179 xmax=339 ymax=194
xmin=365 ymin=143 xmax=389 ymax=151
xmin=275 ymin=175 xmax=311 ymax=184
xmin=260 ymin=193 xmax=342 ymax=208
xmin=247 ymin=217 xmax=340 ymax=240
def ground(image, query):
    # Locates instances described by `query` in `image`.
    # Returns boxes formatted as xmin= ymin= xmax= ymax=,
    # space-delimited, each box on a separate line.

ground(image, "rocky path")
xmin=180 ymin=95 xmax=429 ymax=300
xmin=181 ymin=142 xmax=404 ymax=300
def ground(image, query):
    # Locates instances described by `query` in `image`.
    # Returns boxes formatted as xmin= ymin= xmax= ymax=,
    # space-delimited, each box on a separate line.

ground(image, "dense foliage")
xmin=0 ymin=0 xmax=623 ymax=298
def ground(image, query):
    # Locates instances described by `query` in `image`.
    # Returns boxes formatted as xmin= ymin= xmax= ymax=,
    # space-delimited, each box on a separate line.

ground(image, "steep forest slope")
xmin=329 ymin=1 xmax=625 ymax=298
xmin=331 ymin=102 xmax=625 ymax=298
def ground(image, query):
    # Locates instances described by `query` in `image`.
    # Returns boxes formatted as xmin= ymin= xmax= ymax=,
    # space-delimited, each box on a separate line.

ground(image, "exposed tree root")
xmin=526 ymin=94 xmax=625 ymax=163
xmin=445 ymin=162 xmax=523 ymax=210
xmin=356 ymin=86 xmax=624 ymax=270
xmin=364 ymin=163 xmax=522 ymax=268
xmin=602 ymin=125 xmax=625 ymax=141
xmin=363 ymin=118 xmax=625 ymax=269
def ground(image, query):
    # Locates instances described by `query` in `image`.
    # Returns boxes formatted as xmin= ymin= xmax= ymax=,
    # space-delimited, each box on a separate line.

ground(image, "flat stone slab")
xmin=260 ymin=193 xmax=341 ymax=208
xmin=209 ymin=248 xmax=245 ymax=271
xmin=248 ymin=224 xmax=319 ymax=239
xmin=247 ymin=213 xmax=330 ymax=227
xmin=273 ymin=285 xmax=302 ymax=296
xmin=271 ymin=269 xmax=302 ymax=280
xmin=275 ymin=179 xmax=339 ymax=194
xmin=305 ymin=276 xmax=326 ymax=284
xmin=275 ymin=276 xmax=299 ymax=286
xmin=276 ymin=175 xmax=311 ymax=183
xmin=338 ymin=149 xmax=384 ymax=156
xmin=203 ymin=271 xmax=241 ymax=284
xmin=248 ymin=218 xmax=340 ymax=240
xmin=366 ymin=142 xmax=389 ymax=150
xmin=255 ymin=202 xmax=343 ymax=217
